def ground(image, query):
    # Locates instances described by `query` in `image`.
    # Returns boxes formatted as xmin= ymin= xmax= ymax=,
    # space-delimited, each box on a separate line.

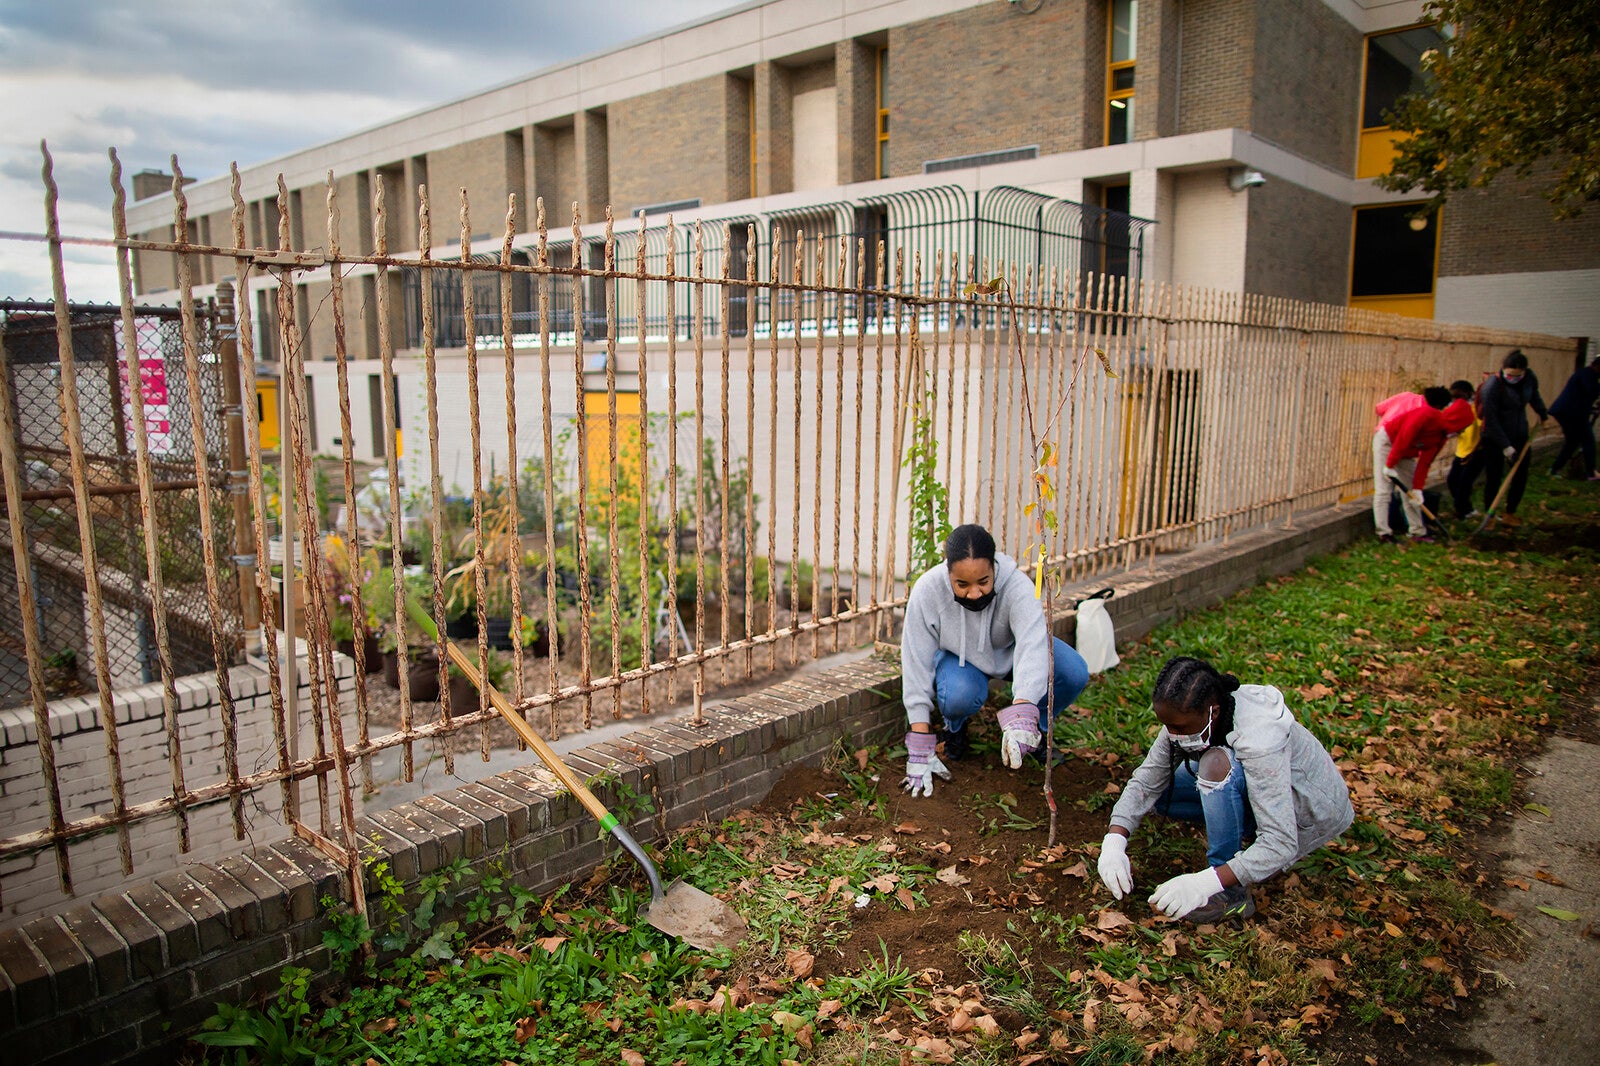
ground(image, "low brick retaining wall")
xmin=0 ymin=498 xmax=1377 ymax=1064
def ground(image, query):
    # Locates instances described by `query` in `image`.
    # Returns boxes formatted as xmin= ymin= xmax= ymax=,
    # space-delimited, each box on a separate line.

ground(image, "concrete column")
xmin=573 ymin=108 xmax=610 ymax=223
xmin=753 ymin=61 xmax=792 ymax=196
xmin=1129 ymin=168 xmax=1173 ymax=287
xmin=835 ymin=40 xmax=877 ymax=185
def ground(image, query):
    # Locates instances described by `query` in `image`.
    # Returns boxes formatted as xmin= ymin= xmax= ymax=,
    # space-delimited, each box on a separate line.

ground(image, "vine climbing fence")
xmin=0 ymin=146 xmax=1576 ymax=920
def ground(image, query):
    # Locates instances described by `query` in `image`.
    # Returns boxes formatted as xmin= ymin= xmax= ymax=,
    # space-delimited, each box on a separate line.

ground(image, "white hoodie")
xmin=899 ymin=552 xmax=1052 ymax=727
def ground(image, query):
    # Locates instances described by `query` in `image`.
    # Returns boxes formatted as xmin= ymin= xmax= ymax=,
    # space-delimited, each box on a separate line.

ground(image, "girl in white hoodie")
xmin=899 ymin=524 xmax=1090 ymax=797
xmin=1096 ymin=656 xmax=1354 ymax=923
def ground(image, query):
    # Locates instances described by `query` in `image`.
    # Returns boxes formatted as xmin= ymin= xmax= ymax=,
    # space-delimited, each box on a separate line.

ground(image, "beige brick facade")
xmin=1178 ymin=0 xmax=1254 ymax=135
xmin=1436 ymin=170 xmax=1600 ymax=279
xmin=608 ymin=74 xmax=743 ymax=212
xmin=424 ymin=132 xmax=521 ymax=234
xmin=1244 ymin=180 xmax=1351 ymax=305
xmin=1249 ymin=0 xmax=1361 ymax=173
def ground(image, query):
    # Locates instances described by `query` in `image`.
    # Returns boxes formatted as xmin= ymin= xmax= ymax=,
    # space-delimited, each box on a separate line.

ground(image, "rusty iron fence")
xmin=0 ymin=145 xmax=1575 ymax=917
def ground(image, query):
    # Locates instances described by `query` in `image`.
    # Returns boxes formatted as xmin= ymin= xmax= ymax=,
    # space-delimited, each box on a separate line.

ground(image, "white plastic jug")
xmin=1075 ymin=589 xmax=1119 ymax=673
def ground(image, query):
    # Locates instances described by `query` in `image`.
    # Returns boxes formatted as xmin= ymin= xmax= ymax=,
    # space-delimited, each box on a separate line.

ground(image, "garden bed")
xmin=193 ymin=471 xmax=1598 ymax=1065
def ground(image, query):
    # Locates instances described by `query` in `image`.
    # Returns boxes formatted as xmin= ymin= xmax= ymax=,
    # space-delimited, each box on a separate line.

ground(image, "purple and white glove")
xmin=997 ymin=703 xmax=1042 ymax=770
xmin=902 ymin=731 xmax=951 ymax=798
xmin=1149 ymin=866 xmax=1224 ymax=918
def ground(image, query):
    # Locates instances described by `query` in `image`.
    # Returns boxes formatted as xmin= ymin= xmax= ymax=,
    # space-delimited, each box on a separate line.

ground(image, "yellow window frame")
xmin=1105 ymin=0 xmax=1135 ymax=145
xmin=1347 ymin=202 xmax=1441 ymax=320
xmin=875 ymin=45 xmax=889 ymax=179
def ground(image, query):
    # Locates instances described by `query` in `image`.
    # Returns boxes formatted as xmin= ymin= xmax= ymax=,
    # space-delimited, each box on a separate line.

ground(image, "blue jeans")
xmin=1158 ymin=749 xmax=1256 ymax=868
xmin=933 ymin=637 xmax=1090 ymax=735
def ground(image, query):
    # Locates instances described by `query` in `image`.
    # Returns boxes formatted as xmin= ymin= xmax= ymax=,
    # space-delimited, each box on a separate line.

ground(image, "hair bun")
xmin=1219 ymin=672 xmax=1241 ymax=692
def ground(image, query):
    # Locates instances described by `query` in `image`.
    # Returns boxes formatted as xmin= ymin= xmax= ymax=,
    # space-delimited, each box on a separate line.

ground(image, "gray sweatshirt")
xmin=899 ymin=552 xmax=1052 ymax=727
xmin=1108 ymin=684 xmax=1355 ymax=886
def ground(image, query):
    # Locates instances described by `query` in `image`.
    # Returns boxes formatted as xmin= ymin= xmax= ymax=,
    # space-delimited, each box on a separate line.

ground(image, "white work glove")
xmin=902 ymin=731 xmax=951 ymax=798
xmin=1503 ymin=446 xmax=1516 ymax=460
xmin=1408 ymin=489 xmax=1424 ymax=507
xmin=1098 ymin=832 xmax=1133 ymax=899
xmin=997 ymin=704 xmax=1042 ymax=770
xmin=1149 ymin=866 xmax=1225 ymax=919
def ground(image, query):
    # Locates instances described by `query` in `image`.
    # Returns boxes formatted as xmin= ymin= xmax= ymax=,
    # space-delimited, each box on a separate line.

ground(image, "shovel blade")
xmin=641 ymin=880 xmax=748 ymax=951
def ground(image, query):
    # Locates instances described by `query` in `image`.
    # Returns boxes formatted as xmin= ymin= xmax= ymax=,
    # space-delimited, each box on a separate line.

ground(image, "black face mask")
xmin=954 ymin=589 xmax=995 ymax=612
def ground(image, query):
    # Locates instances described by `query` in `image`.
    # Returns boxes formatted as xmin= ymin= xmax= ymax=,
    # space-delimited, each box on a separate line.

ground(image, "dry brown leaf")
xmin=947 ymin=1010 xmax=974 ymax=1033
xmin=1083 ymin=999 xmax=1101 ymax=1034
xmin=620 ymin=1050 xmax=645 ymax=1066
xmin=1096 ymin=909 xmax=1133 ymax=931
xmin=894 ymin=821 xmax=921 ymax=835
xmin=1014 ymin=1030 xmax=1040 ymax=1049
xmin=816 ymin=998 xmax=843 ymax=1021
xmin=535 ymin=935 xmax=567 ymax=953
xmin=855 ymin=748 xmax=870 ymax=772
xmin=1063 ymin=860 xmax=1088 ymax=879
xmin=1535 ymin=869 xmax=1568 ymax=887
xmin=1307 ymin=958 xmax=1337 ymax=982
xmin=512 ymin=1017 xmax=536 ymax=1044
xmin=786 ymin=949 xmax=815 ymax=979
xmin=795 ymin=1025 xmax=814 ymax=1050
xmin=1298 ymin=682 xmax=1335 ymax=700
xmin=1018 ymin=1056 xmax=1048 ymax=1066
xmin=937 ymin=865 xmax=971 ymax=886
xmin=896 ymin=887 xmax=916 ymax=910
xmin=972 ymin=1015 xmax=1001 ymax=1037
xmin=1504 ymin=878 xmax=1532 ymax=891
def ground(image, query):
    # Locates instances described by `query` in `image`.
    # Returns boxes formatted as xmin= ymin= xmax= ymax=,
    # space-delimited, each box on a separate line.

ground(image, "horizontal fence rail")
xmin=0 ymin=148 xmax=1575 ymax=920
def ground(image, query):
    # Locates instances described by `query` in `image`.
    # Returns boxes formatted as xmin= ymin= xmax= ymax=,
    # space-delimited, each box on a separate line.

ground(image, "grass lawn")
xmin=192 ymin=470 xmax=1598 ymax=1065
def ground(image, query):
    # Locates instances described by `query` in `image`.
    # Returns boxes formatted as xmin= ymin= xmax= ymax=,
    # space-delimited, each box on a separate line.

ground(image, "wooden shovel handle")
xmin=439 ymin=640 xmax=615 ymax=828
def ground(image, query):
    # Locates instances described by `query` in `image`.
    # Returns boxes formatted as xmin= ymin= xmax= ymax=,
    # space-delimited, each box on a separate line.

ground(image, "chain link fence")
xmin=0 ymin=300 xmax=240 ymax=707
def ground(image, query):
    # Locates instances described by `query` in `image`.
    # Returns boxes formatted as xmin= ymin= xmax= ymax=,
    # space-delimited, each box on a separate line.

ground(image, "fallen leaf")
xmin=1537 ymin=906 xmax=1582 ymax=922
xmin=1503 ymin=878 xmax=1531 ymax=891
xmin=948 ymin=1010 xmax=974 ymax=1033
xmin=1063 ymin=860 xmax=1088 ymax=879
xmin=772 ymin=1010 xmax=805 ymax=1033
xmin=896 ymin=887 xmax=916 ymax=910
xmin=786 ymin=949 xmax=815 ymax=979
xmin=1534 ymin=869 xmax=1568 ymax=887
xmin=1525 ymin=802 xmax=1553 ymax=818
xmin=1096 ymin=909 xmax=1133 ymax=931
xmin=894 ymin=821 xmax=921 ymax=835
xmin=1015 ymin=1030 xmax=1040 ymax=1049
xmin=972 ymin=1015 xmax=1001 ymax=1038
xmin=620 ymin=1050 xmax=645 ymax=1066
xmin=535 ymin=936 xmax=567 ymax=953
xmin=855 ymin=748 xmax=870 ymax=772
xmin=1383 ymin=922 xmax=1403 ymax=937
xmin=1505 ymin=657 xmax=1529 ymax=670
xmin=795 ymin=1025 xmax=814 ymax=1050
xmin=1307 ymin=958 xmax=1336 ymax=982
xmin=936 ymin=865 xmax=971 ymax=886
xmin=511 ymin=1017 xmax=536 ymax=1044
xmin=1018 ymin=1056 xmax=1048 ymax=1066
xmin=1298 ymin=682 xmax=1335 ymax=701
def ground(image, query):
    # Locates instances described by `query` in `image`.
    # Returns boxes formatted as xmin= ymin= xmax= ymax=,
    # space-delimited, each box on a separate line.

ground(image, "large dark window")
xmin=1362 ymin=26 xmax=1444 ymax=130
xmin=1351 ymin=205 xmax=1437 ymax=297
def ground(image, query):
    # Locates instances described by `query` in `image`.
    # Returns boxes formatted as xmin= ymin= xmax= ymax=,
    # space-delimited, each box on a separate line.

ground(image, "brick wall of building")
xmin=836 ymin=39 xmax=878 ymax=184
xmin=425 ymin=133 xmax=518 ymax=234
xmin=1 ymin=489 xmax=1427 ymax=1064
xmin=1248 ymin=0 xmax=1360 ymax=174
xmin=1436 ymin=171 xmax=1600 ymax=279
xmin=1243 ymin=180 xmax=1350 ymax=305
xmin=888 ymin=0 xmax=1097 ymax=176
xmin=608 ymin=75 xmax=741 ymax=213
xmin=1178 ymin=0 xmax=1254 ymax=135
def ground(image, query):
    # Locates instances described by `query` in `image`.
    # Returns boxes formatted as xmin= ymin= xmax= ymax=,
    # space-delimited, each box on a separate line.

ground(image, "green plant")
xmin=824 ymin=941 xmax=920 ymax=1017
xmin=903 ymin=371 xmax=951 ymax=575
xmin=194 ymin=966 xmax=349 ymax=1066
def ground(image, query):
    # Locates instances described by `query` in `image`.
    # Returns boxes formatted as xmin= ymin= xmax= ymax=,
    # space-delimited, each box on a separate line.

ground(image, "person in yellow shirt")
xmin=1444 ymin=378 xmax=1484 ymax=520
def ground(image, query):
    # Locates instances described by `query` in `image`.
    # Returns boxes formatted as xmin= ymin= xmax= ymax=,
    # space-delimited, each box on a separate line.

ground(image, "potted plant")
xmin=445 ymin=647 xmax=512 ymax=712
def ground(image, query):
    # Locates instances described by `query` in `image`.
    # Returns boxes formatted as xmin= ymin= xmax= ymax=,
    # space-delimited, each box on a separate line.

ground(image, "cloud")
xmin=0 ymin=0 xmax=734 ymax=302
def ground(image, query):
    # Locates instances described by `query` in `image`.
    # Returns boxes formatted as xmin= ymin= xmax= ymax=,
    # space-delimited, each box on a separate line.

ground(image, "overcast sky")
xmin=0 ymin=0 xmax=736 ymax=303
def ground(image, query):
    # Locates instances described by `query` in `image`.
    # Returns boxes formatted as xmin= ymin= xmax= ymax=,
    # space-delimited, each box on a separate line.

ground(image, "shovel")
xmin=1386 ymin=474 xmax=1450 ymax=544
xmin=1471 ymin=439 xmax=1533 ymax=535
xmin=397 ymin=589 xmax=748 ymax=951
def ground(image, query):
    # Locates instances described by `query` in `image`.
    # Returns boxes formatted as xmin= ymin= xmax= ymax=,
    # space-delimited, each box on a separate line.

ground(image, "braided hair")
xmin=1152 ymin=656 xmax=1241 ymax=812
xmin=945 ymin=524 xmax=997 ymax=566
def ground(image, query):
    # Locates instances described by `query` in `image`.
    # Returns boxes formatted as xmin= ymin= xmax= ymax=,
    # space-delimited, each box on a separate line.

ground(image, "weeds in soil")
xmin=194 ymin=471 xmax=1595 ymax=1065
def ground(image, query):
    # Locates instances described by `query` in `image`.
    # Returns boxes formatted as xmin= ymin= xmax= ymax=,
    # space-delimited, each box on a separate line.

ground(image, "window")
xmin=1357 ymin=25 xmax=1445 ymax=178
xmin=1106 ymin=0 xmax=1137 ymax=145
xmin=1349 ymin=204 xmax=1439 ymax=319
xmin=875 ymin=47 xmax=889 ymax=179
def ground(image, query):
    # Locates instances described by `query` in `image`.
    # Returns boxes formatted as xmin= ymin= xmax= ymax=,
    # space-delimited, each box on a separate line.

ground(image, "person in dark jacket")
xmin=1547 ymin=357 xmax=1600 ymax=481
xmin=1094 ymin=656 xmax=1353 ymax=923
xmin=1477 ymin=350 xmax=1548 ymax=525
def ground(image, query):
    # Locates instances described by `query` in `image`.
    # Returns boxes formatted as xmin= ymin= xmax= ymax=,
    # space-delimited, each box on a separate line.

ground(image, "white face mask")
xmin=1169 ymin=718 xmax=1213 ymax=754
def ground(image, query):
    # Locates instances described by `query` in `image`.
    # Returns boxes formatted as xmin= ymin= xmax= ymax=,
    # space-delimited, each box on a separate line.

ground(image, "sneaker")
xmin=1499 ymin=513 xmax=1522 ymax=528
xmin=1408 ymin=534 xmax=1435 ymax=544
xmin=1185 ymin=884 xmax=1256 ymax=924
xmin=939 ymin=727 xmax=969 ymax=762
xmin=1376 ymin=533 xmax=1396 ymax=544
xmin=1465 ymin=510 xmax=1485 ymax=521
xmin=1587 ymin=473 xmax=1600 ymax=482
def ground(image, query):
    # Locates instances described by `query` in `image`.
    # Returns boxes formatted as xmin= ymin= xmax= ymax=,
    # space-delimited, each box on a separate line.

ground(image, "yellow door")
xmin=256 ymin=378 xmax=280 ymax=451
xmin=583 ymin=390 xmax=643 ymax=500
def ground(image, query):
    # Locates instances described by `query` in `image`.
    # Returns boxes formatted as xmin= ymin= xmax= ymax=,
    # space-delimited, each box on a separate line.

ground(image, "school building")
xmin=123 ymin=0 xmax=1599 ymax=469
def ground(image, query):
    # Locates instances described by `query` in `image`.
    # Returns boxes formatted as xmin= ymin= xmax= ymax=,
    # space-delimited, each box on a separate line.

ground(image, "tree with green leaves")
xmin=1378 ymin=0 xmax=1600 ymax=218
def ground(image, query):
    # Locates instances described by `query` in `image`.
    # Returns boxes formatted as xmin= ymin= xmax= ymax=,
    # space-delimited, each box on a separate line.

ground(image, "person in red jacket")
xmin=1372 ymin=387 xmax=1474 ymax=542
